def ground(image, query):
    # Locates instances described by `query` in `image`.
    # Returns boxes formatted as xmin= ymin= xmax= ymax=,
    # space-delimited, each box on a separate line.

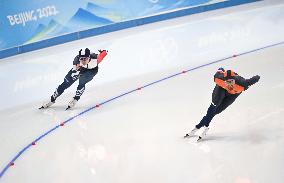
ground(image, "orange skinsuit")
xmin=195 ymin=68 xmax=260 ymax=129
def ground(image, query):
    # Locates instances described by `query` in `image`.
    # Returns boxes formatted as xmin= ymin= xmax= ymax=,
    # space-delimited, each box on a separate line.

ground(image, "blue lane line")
xmin=0 ymin=41 xmax=284 ymax=179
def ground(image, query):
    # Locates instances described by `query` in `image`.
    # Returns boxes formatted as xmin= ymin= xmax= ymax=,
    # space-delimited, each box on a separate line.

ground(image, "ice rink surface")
xmin=1 ymin=1 xmax=284 ymax=183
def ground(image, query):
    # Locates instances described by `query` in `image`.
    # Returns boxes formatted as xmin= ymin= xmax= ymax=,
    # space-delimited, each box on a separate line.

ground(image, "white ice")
xmin=0 ymin=1 xmax=284 ymax=183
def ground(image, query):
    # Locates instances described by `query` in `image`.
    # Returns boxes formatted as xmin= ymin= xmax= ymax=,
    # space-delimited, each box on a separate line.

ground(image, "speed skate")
xmin=184 ymin=127 xmax=209 ymax=142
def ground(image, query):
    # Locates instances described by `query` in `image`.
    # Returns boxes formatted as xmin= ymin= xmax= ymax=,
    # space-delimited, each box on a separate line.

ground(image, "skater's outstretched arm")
xmin=235 ymin=75 xmax=260 ymax=90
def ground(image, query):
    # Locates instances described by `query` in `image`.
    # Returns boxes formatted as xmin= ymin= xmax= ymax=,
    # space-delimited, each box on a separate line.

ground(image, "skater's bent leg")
xmin=51 ymin=69 xmax=77 ymax=102
xmin=73 ymin=70 xmax=95 ymax=101
xmin=196 ymin=104 xmax=217 ymax=129
xmin=195 ymin=86 xmax=226 ymax=129
xmin=73 ymin=84 xmax=85 ymax=101
xmin=215 ymin=93 xmax=240 ymax=115
xmin=211 ymin=85 xmax=226 ymax=107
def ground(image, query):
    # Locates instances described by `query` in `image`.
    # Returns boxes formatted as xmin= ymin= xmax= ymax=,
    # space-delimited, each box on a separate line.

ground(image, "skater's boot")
xmin=184 ymin=127 xmax=198 ymax=138
xmin=66 ymin=98 xmax=78 ymax=110
xmin=197 ymin=127 xmax=209 ymax=141
xmin=39 ymin=101 xmax=55 ymax=109
xmin=39 ymin=89 xmax=59 ymax=109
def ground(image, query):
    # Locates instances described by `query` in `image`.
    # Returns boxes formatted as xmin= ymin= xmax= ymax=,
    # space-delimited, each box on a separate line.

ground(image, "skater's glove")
xmin=248 ymin=75 xmax=260 ymax=85
xmin=254 ymin=75 xmax=260 ymax=83
xmin=71 ymin=68 xmax=80 ymax=80
xmin=244 ymin=75 xmax=260 ymax=90
xmin=98 ymin=49 xmax=107 ymax=53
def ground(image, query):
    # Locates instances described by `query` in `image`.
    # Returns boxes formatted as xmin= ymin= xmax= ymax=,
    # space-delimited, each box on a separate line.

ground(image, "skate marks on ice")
xmin=183 ymin=133 xmax=268 ymax=157
xmin=184 ymin=130 xmax=278 ymax=145
xmin=183 ymin=134 xmax=205 ymax=143
xmin=249 ymin=108 xmax=284 ymax=126
xmin=182 ymin=109 xmax=284 ymax=144
xmin=183 ymin=135 xmax=212 ymax=153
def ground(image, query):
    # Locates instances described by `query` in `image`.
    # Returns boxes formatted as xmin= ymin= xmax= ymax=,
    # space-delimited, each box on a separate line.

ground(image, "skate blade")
xmin=184 ymin=133 xmax=198 ymax=138
xmin=39 ymin=106 xmax=47 ymax=109
xmin=197 ymin=136 xmax=202 ymax=142
xmin=184 ymin=134 xmax=192 ymax=138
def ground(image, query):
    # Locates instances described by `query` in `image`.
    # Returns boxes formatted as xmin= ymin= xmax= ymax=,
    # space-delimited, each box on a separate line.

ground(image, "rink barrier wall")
xmin=0 ymin=40 xmax=284 ymax=179
xmin=0 ymin=0 xmax=260 ymax=59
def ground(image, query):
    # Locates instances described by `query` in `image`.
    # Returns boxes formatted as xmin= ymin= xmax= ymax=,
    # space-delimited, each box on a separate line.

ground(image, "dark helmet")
xmin=79 ymin=48 xmax=90 ymax=57
xmin=218 ymin=67 xmax=225 ymax=72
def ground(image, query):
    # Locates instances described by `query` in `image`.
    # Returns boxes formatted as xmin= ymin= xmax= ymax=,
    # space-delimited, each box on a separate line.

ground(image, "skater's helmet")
xmin=218 ymin=67 xmax=225 ymax=72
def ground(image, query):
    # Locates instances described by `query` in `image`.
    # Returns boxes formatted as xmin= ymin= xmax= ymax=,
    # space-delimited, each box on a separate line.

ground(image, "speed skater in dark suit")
xmin=39 ymin=48 xmax=107 ymax=110
xmin=184 ymin=68 xmax=260 ymax=141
